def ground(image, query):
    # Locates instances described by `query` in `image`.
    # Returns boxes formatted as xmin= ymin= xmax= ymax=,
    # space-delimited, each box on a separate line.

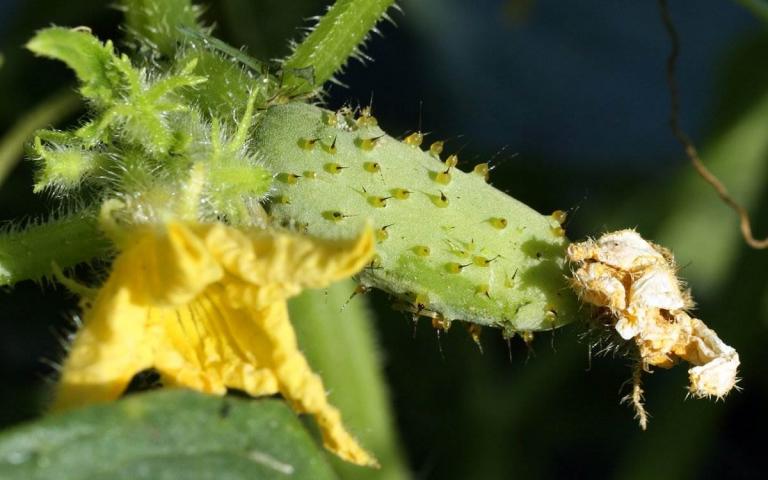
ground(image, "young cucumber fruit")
xmin=254 ymin=102 xmax=577 ymax=335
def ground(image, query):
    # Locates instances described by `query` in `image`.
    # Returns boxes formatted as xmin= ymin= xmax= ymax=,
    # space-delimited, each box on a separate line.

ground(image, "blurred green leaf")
xmin=733 ymin=0 xmax=768 ymax=23
xmin=290 ymin=280 xmax=410 ymax=480
xmin=0 ymin=390 xmax=338 ymax=480
xmin=0 ymin=90 xmax=78 ymax=187
xmin=655 ymin=88 xmax=768 ymax=293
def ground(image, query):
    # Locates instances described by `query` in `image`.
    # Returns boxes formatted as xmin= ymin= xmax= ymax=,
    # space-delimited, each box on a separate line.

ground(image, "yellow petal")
xmin=255 ymin=300 xmax=378 ymax=467
xmin=124 ymin=223 xmax=224 ymax=307
xmin=204 ymin=224 xmax=374 ymax=299
xmin=53 ymin=273 xmax=153 ymax=411
xmin=54 ymin=222 xmax=224 ymax=409
xmin=151 ymin=285 xmax=280 ymax=396
xmin=54 ymin=220 xmax=377 ymax=467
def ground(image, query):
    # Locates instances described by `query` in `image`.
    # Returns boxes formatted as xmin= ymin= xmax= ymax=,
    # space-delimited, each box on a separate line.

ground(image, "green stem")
xmin=120 ymin=0 xmax=204 ymax=57
xmin=282 ymin=0 xmax=395 ymax=94
xmin=289 ymin=280 xmax=410 ymax=480
xmin=0 ymin=91 xmax=79 ymax=187
xmin=733 ymin=0 xmax=768 ymax=23
xmin=0 ymin=211 xmax=111 ymax=286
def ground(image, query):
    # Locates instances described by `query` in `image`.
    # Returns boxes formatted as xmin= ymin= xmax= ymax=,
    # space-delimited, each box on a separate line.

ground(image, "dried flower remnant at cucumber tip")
xmin=254 ymin=102 xmax=578 ymax=335
xmin=568 ymin=230 xmax=740 ymax=427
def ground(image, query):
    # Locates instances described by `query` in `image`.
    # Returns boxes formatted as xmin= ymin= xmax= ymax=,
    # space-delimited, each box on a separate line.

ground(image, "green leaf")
xmin=26 ymin=28 xmax=121 ymax=107
xmin=0 ymin=390 xmax=338 ymax=480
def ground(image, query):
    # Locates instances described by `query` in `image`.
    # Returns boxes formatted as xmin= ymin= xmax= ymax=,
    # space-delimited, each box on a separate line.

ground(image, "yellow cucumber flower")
xmin=53 ymin=220 xmax=377 ymax=467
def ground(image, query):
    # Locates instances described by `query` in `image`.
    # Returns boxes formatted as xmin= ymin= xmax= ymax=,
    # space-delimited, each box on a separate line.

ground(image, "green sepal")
xmin=30 ymin=134 xmax=103 ymax=194
xmin=26 ymin=27 xmax=122 ymax=108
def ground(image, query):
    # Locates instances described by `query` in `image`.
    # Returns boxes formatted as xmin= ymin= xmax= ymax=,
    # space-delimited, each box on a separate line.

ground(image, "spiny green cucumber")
xmin=254 ymin=102 xmax=578 ymax=335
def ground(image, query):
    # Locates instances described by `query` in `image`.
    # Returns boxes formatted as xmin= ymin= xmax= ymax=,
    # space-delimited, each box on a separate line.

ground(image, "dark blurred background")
xmin=2 ymin=0 xmax=767 ymax=478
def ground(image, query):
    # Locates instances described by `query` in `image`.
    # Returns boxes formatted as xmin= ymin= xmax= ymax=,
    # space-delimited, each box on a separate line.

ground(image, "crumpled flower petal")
xmin=54 ymin=221 xmax=378 ymax=467
xmin=568 ymin=229 xmax=740 ymax=399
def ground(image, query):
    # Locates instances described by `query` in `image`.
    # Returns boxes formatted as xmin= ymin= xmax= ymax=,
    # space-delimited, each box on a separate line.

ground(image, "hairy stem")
xmin=282 ymin=0 xmax=395 ymax=93
xmin=0 ymin=211 xmax=111 ymax=286
xmin=120 ymin=0 xmax=205 ymax=56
